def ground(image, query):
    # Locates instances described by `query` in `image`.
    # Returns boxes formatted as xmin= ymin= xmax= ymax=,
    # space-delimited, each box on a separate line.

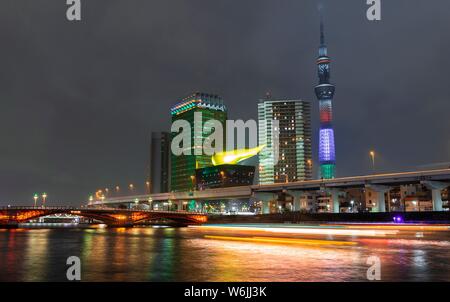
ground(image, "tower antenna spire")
xmin=320 ymin=14 xmax=325 ymax=45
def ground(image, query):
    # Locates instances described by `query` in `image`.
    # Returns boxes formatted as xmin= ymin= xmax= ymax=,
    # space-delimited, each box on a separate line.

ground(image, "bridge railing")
xmin=0 ymin=206 xmax=78 ymax=210
xmin=0 ymin=206 xmax=207 ymax=215
xmin=87 ymin=208 xmax=207 ymax=215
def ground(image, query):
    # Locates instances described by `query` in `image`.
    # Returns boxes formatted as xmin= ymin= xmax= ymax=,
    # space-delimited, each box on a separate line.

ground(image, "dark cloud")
xmin=1 ymin=0 xmax=449 ymax=205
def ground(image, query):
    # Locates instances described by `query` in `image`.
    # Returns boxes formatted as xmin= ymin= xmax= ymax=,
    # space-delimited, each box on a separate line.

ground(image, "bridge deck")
xmin=93 ymin=169 xmax=450 ymax=205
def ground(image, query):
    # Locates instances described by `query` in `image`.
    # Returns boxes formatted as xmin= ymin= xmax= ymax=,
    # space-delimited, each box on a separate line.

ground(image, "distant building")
xmin=195 ymin=164 xmax=255 ymax=190
xmin=170 ymin=92 xmax=227 ymax=192
xmin=149 ymin=132 xmax=170 ymax=193
xmin=443 ymin=188 xmax=449 ymax=210
xmin=316 ymin=193 xmax=345 ymax=213
xmin=258 ymin=97 xmax=312 ymax=184
xmin=400 ymin=184 xmax=433 ymax=212
xmin=344 ymin=188 xmax=366 ymax=212
xmin=364 ymin=189 xmax=387 ymax=212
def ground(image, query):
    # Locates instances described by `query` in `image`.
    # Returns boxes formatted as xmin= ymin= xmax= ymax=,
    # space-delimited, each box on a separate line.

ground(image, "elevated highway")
xmin=92 ymin=169 xmax=450 ymax=214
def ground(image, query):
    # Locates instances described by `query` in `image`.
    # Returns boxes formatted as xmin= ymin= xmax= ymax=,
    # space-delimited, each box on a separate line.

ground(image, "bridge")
xmin=0 ymin=207 xmax=207 ymax=228
xmin=92 ymin=169 xmax=450 ymax=214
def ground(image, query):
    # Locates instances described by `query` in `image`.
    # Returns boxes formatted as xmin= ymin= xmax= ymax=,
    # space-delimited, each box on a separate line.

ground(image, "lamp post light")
xmin=42 ymin=192 xmax=47 ymax=208
xmin=146 ymin=181 xmax=151 ymax=194
xmin=369 ymin=151 xmax=375 ymax=171
xmin=129 ymin=184 xmax=134 ymax=193
xmin=33 ymin=193 xmax=39 ymax=207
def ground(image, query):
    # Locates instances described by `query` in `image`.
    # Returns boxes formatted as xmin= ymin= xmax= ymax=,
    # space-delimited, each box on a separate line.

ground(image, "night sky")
xmin=1 ymin=0 xmax=449 ymax=206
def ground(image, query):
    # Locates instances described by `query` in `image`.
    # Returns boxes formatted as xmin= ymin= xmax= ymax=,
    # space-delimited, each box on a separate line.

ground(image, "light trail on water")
xmin=191 ymin=224 xmax=399 ymax=237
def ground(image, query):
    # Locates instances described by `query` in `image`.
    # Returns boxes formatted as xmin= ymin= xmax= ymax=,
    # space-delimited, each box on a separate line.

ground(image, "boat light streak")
xmin=192 ymin=225 xmax=398 ymax=237
xmin=204 ymin=235 xmax=357 ymax=246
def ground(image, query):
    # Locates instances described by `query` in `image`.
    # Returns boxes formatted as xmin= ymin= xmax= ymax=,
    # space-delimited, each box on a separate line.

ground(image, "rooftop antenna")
xmin=318 ymin=2 xmax=325 ymax=45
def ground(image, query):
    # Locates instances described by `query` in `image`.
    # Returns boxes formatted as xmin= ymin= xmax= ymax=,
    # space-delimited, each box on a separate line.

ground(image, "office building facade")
xmin=170 ymin=92 xmax=227 ymax=192
xmin=258 ymin=98 xmax=312 ymax=184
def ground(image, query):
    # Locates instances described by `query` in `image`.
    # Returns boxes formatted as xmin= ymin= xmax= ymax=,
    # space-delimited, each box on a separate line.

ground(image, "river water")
xmin=1 ymin=224 xmax=450 ymax=281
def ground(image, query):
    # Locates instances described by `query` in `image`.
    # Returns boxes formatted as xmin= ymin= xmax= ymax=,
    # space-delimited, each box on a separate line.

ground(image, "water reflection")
xmin=23 ymin=230 xmax=50 ymax=281
xmin=0 ymin=226 xmax=450 ymax=281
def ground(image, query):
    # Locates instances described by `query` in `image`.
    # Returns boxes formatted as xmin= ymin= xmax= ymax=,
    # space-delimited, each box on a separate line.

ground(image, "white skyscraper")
xmin=258 ymin=98 xmax=312 ymax=184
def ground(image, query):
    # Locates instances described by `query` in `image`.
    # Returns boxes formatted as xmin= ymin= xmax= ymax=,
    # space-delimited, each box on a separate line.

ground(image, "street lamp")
xmin=129 ymin=184 xmax=134 ymax=192
xmin=42 ymin=192 xmax=47 ymax=208
xmin=33 ymin=193 xmax=39 ymax=207
xmin=146 ymin=180 xmax=151 ymax=193
xmin=369 ymin=151 xmax=375 ymax=171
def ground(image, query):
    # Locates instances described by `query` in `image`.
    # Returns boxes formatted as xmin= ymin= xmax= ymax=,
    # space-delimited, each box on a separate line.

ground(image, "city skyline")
xmin=3 ymin=0 xmax=450 ymax=286
xmin=1 ymin=0 xmax=450 ymax=205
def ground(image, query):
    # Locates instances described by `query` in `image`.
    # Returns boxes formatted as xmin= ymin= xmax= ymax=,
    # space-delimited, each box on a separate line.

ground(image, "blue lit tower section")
xmin=315 ymin=19 xmax=336 ymax=179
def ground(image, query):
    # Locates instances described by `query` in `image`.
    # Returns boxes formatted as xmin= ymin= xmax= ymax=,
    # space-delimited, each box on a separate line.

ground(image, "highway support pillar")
xmin=365 ymin=185 xmax=390 ymax=213
xmin=421 ymin=181 xmax=449 ymax=211
xmin=286 ymin=190 xmax=304 ymax=212
xmin=330 ymin=189 xmax=340 ymax=214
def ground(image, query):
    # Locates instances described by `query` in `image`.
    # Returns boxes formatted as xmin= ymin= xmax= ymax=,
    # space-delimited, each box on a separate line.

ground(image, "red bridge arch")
xmin=0 ymin=207 xmax=207 ymax=227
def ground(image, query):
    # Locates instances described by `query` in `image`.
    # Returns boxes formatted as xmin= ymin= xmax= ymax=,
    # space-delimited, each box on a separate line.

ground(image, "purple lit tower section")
xmin=315 ymin=18 xmax=336 ymax=179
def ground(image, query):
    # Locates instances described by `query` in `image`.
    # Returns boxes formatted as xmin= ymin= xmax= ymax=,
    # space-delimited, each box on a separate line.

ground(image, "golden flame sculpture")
xmin=211 ymin=145 xmax=265 ymax=166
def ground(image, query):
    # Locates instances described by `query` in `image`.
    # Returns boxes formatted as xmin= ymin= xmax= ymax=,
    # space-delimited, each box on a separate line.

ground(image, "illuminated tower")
xmin=315 ymin=18 xmax=336 ymax=179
